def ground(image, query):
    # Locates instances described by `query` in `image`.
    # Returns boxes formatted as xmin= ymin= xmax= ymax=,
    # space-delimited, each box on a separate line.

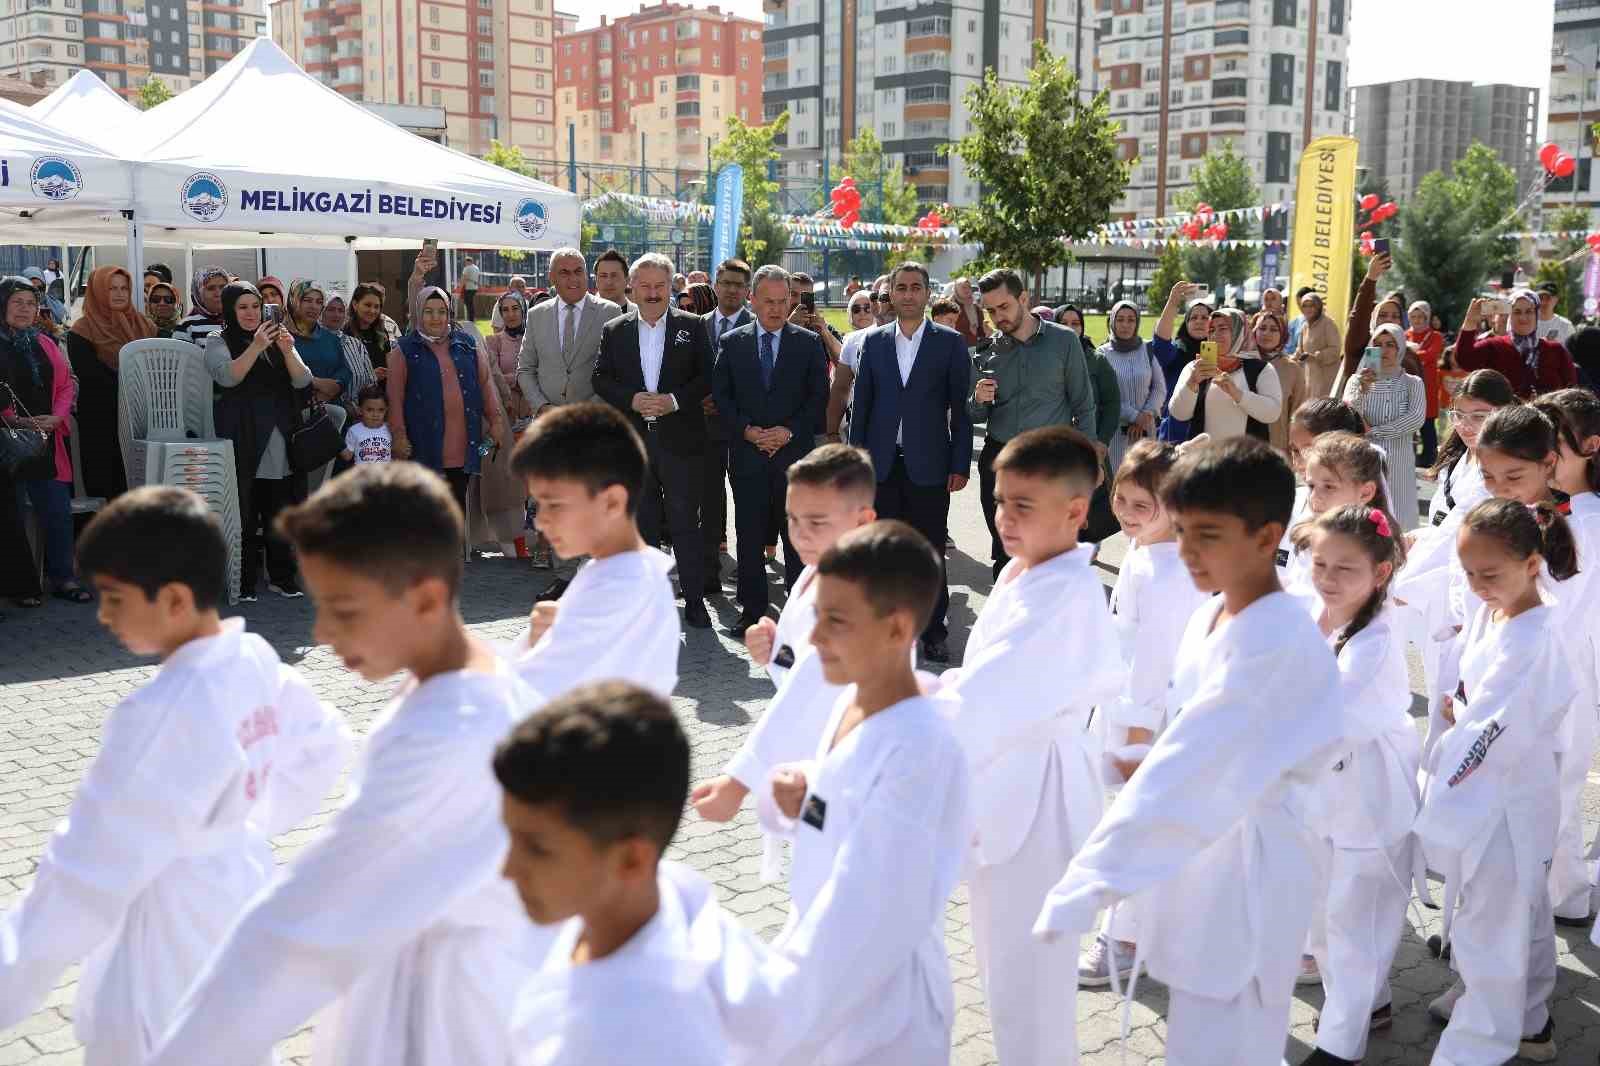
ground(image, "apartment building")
xmin=762 ymin=0 xmax=1099 ymax=208
xmin=1350 ymin=79 xmax=1540 ymax=201
xmin=0 ymin=0 xmax=264 ymax=95
xmin=269 ymin=0 xmax=560 ymax=157
xmin=1547 ymin=0 xmax=1600 ymax=223
xmin=1097 ymin=0 xmax=1350 ymax=221
xmin=554 ymin=1 xmax=762 ymax=173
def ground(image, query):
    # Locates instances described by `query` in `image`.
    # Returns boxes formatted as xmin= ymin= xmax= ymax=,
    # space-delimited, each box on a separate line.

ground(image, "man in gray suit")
xmin=515 ymin=247 xmax=622 ymax=595
xmin=699 ymin=257 xmax=752 ymax=596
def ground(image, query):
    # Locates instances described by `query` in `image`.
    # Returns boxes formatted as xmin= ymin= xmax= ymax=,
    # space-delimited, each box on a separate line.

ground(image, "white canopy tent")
xmin=1 ymin=100 xmax=132 ymax=215
xmin=30 ymin=69 xmax=140 ymax=134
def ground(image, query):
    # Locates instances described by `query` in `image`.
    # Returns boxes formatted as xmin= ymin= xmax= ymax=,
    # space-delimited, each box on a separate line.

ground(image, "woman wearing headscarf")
xmin=386 ymin=285 xmax=512 ymax=515
xmin=1251 ymin=308 xmax=1305 ymax=457
xmin=1052 ymin=303 xmax=1121 ymax=453
xmin=483 ymin=291 xmax=530 ymax=421
xmin=684 ymin=281 xmax=717 ymax=317
xmin=1344 ymin=322 xmax=1428 ymax=529
xmin=1098 ymin=299 xmax=1166 ymax=471
xmin=345 ymin=282 xmax=398 ymax=382
xmin=206 ymin=281 xmax=317 ymax=600
xmin=65 ymin=266 xmax=156 ymax=501
xmin=1406 ymin=300 xmax=1445 ymax=466
xmin=1150 ymin=279 xmax=1214 ymax=442
xmin=20 ymin=268 xmax=68 ymax=328
xmin=1292 ymin=289 xmax=1344 ymax=400
xmin=174 ymin=266 xmax=229 ymax=347
xmin=285 ymin=279 xmax=352 ymax=407
xmin=318 ymin=292 xmax=379 ymax=401
xmin=256 ymin=275 xmax=287 ymax=310
xmin=0 ymin=277 xmax=90 ymax=603
xmin=1454 ymin=289 xmax=1578 ymax=399
xmin=145 ymin=281 xmax=184 ymax=338
xmin=469 ymin=293 xmax=533 ymax=557
xmin=1166 ymin=307 xmax=1284 ymax=443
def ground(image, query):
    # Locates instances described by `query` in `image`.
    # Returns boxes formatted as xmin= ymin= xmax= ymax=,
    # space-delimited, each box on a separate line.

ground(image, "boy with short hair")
xmin=934 ymin=425 xmax=1125 ymax=1066
xmin=146 ymin=464 xmax=548 ymax=1066
xmin=930 ymin=297 xmax=962 ymax=332
xmin=0 ymin=487 xmax=348 ymax=1065
xmin=508 ymin=402 xmax=680 ymax=699
xmin=1034 ymin=437 xmax=1344 ymax=1066
xmin=690 ymin=443 xmax=876 ymax=853
xmin=497 ymin=680 xmax=768 ymax=1065
xmin=743 ymin=521 xmax=971 ymax=1065
xmin=340 ymin=382 xmax=392 ymax=465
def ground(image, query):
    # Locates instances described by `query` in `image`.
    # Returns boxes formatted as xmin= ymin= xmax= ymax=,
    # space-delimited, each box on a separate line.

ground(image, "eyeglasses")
xmin=1448 ymin=408 xmax=1492 ymax=426
xmin=871 ymin=293 xmax=892 ymax=302
xmin=147 ymin=295 xmax=176 ymax=305
xmin=850 ymin=304 xmax=873 ymax=314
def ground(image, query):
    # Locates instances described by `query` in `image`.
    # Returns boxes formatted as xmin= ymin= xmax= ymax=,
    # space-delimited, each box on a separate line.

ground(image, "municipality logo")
xmin=181 ymin=172 xmax=228 ymax=222
xmin=514 ymin=198 xmax=548 ymax=241
xmin=30 ymin=157 xmax=82 ymax=201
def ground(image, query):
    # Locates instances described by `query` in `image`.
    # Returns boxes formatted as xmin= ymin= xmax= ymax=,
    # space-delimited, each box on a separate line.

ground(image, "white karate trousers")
xmin=1305 ymin=842 xmax=1411 ymax=1061
xmin=969 ymin=753 xmax=1078 ymax=1066
xmin=1551 ymin=703 xmax=1598 ymax=921
xmin=1166 ymin=980 xmax=1291 ymax=1066
xmin=1433 ymin=825 xmax=1556 ymax=1066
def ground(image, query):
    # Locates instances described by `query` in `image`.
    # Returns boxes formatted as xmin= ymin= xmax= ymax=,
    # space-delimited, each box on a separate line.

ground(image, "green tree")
xmin=1534 ymin=204 xmax=1591 ymax=319
xmin=135 ymin=76 xmax=173 ymax=111
xmin=1451 ymin=141 xmax=1522 ymax=275
xmin=1146 ymin=241 xmax=1186 ymax=315
xmin=710 ymin=113 xmax=790 ymax=266
xmin=841 ymin=127 xmax=924 ymax=269
xmin=1173 ymin=139 xmax=1256 ymax=297
xmin=1393 ymin=170 xmax=1493 ymax=329
xmin=945 ymin=39 xmax=1129 ymax=290
xmin=483 ymin=139 xmax=536 ymax=261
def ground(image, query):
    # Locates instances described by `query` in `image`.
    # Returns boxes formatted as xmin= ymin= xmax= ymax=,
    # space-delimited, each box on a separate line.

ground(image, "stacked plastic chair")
xmin=146 ymin=440 xmax=243 ymax=605
xmin=117 ymin=338 xmax=214 ymax=489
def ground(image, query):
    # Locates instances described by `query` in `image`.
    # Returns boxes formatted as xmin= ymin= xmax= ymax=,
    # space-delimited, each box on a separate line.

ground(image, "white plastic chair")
xmin=148 ymin=439 xmax=243 ymax=605
xmin=118 ymin=338 xmax=214 ymax=488
xmin=67 ymin=414 xmax=105 ymax=520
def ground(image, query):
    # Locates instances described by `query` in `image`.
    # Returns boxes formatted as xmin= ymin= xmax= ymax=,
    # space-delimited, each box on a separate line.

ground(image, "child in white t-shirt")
xmin=341 ymin=383 xmax=393 ymax=465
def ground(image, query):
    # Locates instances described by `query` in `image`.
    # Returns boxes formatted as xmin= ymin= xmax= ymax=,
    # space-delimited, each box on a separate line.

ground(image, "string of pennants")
xmin=584 ymin=191 xmax=717 ymax=223
xmin=582 ymin=190 xmax=966 ymax=242
xmin=789 ymin=232 xmax=985 ymax=253
xmin=1090 ymin=202 xmax=1296 ymax=238
xmin=1086 ymin=236 xmax=1290 ymax=250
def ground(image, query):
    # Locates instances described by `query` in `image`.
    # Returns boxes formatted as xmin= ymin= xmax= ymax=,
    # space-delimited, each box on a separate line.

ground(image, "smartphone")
xmin=1360 ymin=346 xmax=1383 ymax=375
xmin=262 ymin=303 xmax=283 ymax=327
xmin=1198 ymin=340 xmax=1219 ymax=366
xmin=1483 ymin=298 xmax=1509 ymax=316
xmin=799 ymin=291 xmax=815 ymax=312
xmin=422 ymin=238 xmax=439 ymax=253
xmin=1372 ymin=237 xmax=1390 ymax=256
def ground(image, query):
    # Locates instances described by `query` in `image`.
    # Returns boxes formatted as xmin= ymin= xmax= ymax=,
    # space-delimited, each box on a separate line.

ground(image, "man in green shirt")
xmin=970 ymin=268 xmax=1100 ymax=577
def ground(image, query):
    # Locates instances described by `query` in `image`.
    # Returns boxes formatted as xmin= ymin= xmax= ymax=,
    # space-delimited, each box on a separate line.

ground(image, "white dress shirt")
xmin=638 ymin=312 xmax=678 ymax=411
xmin=559 ymin=299 xmax=584 ymax=350
xmin=894 ymin=320 xmax=926 ymax=444
xmin=713 ymin=310 xmax=742 ymax=344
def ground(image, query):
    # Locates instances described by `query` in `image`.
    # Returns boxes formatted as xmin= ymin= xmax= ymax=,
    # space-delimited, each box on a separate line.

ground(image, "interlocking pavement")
xmin=3 ymin=472 xmax=1600 ymax=1064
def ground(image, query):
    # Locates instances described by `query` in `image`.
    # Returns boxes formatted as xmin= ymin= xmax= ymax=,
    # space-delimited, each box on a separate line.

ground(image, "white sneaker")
xmin=1296 ymin=954 xmax=1322 ymax=987
xmin=1428 ymin=979 xmax=1466 ymax=1023
xmin=1077 ymin=935 xmax=1142 ymax=989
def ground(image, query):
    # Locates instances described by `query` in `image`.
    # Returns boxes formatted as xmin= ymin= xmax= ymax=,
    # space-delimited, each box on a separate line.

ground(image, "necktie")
xmin=716 ymin=314 xmax=730 ymax=354
xmin=563 ymin=303 xmax=577 ymax=356
xmin=759 ymin=331 xmax=775 ymax=390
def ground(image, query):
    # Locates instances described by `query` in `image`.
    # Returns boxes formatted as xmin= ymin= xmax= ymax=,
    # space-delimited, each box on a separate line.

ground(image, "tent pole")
xmin=125 ymin=215 xmax=146 ymax=312
xmin=184 ymin=244 xmax=195 ymax=300
xmin=346 ymin=237 xmax=358 ymax=297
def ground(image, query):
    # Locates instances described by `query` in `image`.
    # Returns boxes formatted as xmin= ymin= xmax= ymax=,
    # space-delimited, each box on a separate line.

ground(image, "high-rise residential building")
xmin=1350 ymin=79 xmax=1540 ymax=201
xmin=761 ymin=0 xmax=1099 ymax=208
xmin=1097 ymin=0 xmax=1349 ymax=221
xmin=0 ymin=0 xmax=264 ymax=96
xmin=269 ymin=0 xmax=559 ymax=157
xmin=1547 ymin=4 xmax=1600 ymax=223
xmin=554 ymin=2 xmax=762 ymax=173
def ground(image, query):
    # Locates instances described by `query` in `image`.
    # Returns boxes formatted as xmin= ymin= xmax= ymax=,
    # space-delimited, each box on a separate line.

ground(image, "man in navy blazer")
xmin=848 ymin=261 xmax=973 ymax=661
xmin=699 ymin=257 xmax=754 ymax=596
xmin=711 ymin=264 xmax=829 ymax=631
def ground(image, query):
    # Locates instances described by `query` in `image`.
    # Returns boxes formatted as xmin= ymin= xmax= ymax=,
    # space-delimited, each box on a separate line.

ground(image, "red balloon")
xmin=1360 ymin=193 xmax=1379 ymax=211
xmin=841 ymin=176 xmax=856 ymax=186
xmin=1554 ymin=153 xmax=1578 ymax=178
xmin=1540 ymin=142 xmax=1562 ymax=170
xmin=840 ymin=209 xmax=859 ymax=228
xmin=926 ymin=210 xmax=943 ymax=228
xmin=1586 ymin=233 xmax=1600 ymax=252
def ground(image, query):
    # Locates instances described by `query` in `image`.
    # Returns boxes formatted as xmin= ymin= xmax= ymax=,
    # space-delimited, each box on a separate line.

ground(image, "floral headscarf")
xmin=1508 ymin=288 xmax=1542 ymax=371
xmin=190 ymin=265 xmax=228 ymax=318
xmin=287 ymin=279 xmax=326 ymax=336
xmin=412 ymin=285 xmax=454 ymax=343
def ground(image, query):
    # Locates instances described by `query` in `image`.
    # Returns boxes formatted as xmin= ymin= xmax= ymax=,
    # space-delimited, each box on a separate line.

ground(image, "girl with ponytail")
xmin=1284 ymin=432 xmax=1399 ymax=592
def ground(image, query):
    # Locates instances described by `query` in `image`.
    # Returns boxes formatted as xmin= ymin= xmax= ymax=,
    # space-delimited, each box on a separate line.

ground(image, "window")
xmin=1272 ymin=0 xmax=1295 ymax=26
xmin=658 ymin=106 xmax=667 ymax=118
xmin=904 ymin=15 xmax=949 ymax=36
xmin=1210 ymin=108 xmax=1247 ymax=124
xmin=477 ymin=15 xmax=490 ymax=33
xmin=882 ymin=121 xmax=895 ymax=137
xmin=479 ymin=70 xmax=493 ymax=86
xmin=1269 ymin=53 xmax=1294 ymax=106
xmin=658 ymin=26 xmax=667 ymax=41
xmin=67 ymin=42 xmax=78 ymax=55
xmin=600 ymin=134 xmax=613 ymax=151
xmin=1324 ymin=59 xmax=1342 ymax=111
xmin=599 ymin=35 xmax=611 ymax=52
xmin=676 ymin=100 xmax=699 ymax=116
xmin=676 ymin=73 xmax=700 ymax=90
xmin=598 ymin=85 xmax=610 ymax=100
xmin=1212 ymin=77 xmax=1246 ymax=98
xmin=478 ymin=42 xmax=492 ymax=60
xmin=1266 ymin=130 xmax=1292 ymax=183
xmin=905 ymin=84 xmax=949 ymax=103
xmin=1213 ymin=28 xmax=1247 ymax=46
xmin=431 ymin=88 xmax=441 ymax=104
xmin=429 ymin=61 xmax=439 ymax=77
xmin=658 ymin=78 xmax=668 ymax=93
xmin=739 ymin=56 xmax=748 ymax=70
xmin=562 ymin=42 xmax=571 ymax=55
xmin=1328 ymin=0 xmax=1345 ymax=34
xmin=479 ymin=93 xmax=494 ymax=111
xmin=427 ymin=5 xmax=438 ymax=23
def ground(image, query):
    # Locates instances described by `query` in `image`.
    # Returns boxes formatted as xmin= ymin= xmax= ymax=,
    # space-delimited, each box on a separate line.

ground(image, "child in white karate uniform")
xmin=508 ymin=402 xmax=680 ymax=700
xmin=1416 ymin=499 xmax=1581 ymax=1066
xmin=744 ymin=521 xmax=971 ymax=1066
xmin=1295 ymin=505 xmax=1420 ymax=1066
xmin=1082 ymin=439 xmax=1210 ymax=989
xmin=146 ymin=465 xmax=548 ymax=1066
xmin=690 ymin=445 xmax=877 ymax=869
xmin=1034 ymin=437 xmax=1344 ymax=1066
xmin=925 ymin=427 xmax=1125 ymax=1066
xmin=0 ymin=488 xmax=348 ymax=1066
xmin=1286 ymin=431 xmax=1398 ymax=596
xmin=497 ymin=681 xmax=771 ymax=1065
xmin=1280 ymin=400 xmax=1368 ymax=591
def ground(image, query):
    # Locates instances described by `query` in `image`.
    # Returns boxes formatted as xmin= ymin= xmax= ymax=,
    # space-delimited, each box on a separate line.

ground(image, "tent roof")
xmin=0 ymin=99 xmax=132 ymax=213
xmin=109 ymin=38 xmax=579 ymax=249
xmin=30 ymin=70 xmax=138 ymax=144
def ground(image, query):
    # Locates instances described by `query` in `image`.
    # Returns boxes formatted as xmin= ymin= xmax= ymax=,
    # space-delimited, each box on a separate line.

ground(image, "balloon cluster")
xmin=1586 ymin=233 xmax=1600 ymax=253
xmin=1178 ymin=202 xmax=1228 ymax=242
xmin=1356 ymin=193 xmax=1400 ymax=257
xmin=916 ymin=208 xmax=945 ymax=231
xmin=1540 ymin=142 xmax=1578 ymax=180
xmin=829 ymin=177 xmax=863 ymax=229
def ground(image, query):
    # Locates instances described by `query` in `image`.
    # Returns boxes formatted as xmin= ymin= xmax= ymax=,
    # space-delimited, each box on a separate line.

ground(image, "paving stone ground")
xmin=4 ymin=465 xmax=1600 ymax=1064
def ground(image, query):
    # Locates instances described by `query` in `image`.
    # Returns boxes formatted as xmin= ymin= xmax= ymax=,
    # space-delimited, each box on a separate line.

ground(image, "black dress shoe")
xmin=703 ymin=576 xmax=724 ymax=598
xmin=920 ymin=638 xmax=950 ymax=664
xmin=729 ymin=611 xmax=764 ymax=634
xmin=535 ymin=577 xmax=570 ymax=603
xmin=684 ymin=599 xmax=713 ymax=629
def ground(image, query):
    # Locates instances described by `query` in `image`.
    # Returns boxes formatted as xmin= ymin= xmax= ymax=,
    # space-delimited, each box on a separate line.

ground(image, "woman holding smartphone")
xmin=1453 ymin=290 xmax=1578 ymax=399
xmin=1344 ymin=323 xmax=1428 ymax=529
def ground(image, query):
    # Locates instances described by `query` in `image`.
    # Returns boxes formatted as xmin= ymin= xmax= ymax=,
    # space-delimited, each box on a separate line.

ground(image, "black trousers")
xmin=978 ymin=435 xmax=1007 ymax=577
xmin=243 ymin=475 xmax=302 ymax=590
xmin=875 ymin=453 xmax=950 ymax=642
xmin=640 ymin=434 xmax=707 ymax=602
xmin=702 ymin=439 xmax=730 ymax=578
xmin=732 ymin=458 xmax=801 ymax=616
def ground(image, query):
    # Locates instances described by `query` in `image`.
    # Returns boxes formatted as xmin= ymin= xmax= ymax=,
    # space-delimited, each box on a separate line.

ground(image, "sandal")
xmin=51 ymin=584 xmax=93 ymax=604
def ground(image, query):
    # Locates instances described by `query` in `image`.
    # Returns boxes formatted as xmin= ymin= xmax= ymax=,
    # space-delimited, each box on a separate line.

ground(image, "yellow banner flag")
xmin=1289 ymin=135 xmax=1359 ymax=332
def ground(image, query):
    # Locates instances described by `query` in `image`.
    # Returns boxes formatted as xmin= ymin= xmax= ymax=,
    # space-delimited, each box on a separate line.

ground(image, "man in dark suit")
xmin=699 ymin=257 xmax=753 ymax=597
xmin=848 ymin=261 xmax=973 ymax=662
xmin=592 ymin=252 xmax=717 ymax=629
xmin=711 ymin=264 xmax=829 ymax=631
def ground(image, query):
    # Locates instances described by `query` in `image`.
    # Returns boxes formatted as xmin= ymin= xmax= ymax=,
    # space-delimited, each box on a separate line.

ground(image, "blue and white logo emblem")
xmin=30 ymin=157 xmax=82 ymax=201
xmin=514 ymin=198 xmax=548 ymax=241
xmin=180 ymin=172 xmax=228 ymax=222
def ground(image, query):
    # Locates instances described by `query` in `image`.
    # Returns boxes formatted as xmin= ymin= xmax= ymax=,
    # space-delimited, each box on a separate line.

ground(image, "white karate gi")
xmin=511 ymin=547 xmax=680 ymax=699
xmin=1034 ymin=592 xmax=1343 ymax=1066
xmin=1275 ymin=485 xmax=1312 ymax=593
xmin=512 ymin=861 xmax=771 ymax=1066
xmin=935 ymin=546 xmax=1124 ymax=1066
xmin=1393 ymin=454 xmax=1487 ymax=703
xmin=1301 ymin=606 xmax=1420 ymax=1062
xmin=1415 ymin=603 xmax=1575 ymax=1066
xmin=146 ymin=662 xmax=550 ymax=1066
xmin=1548 ymin=493 xmax=1600 ymax=921
xmin=739 ymin=691 xmax=971 ymax=1066
xmin=0 ymin=620 xmax=349 ymax=1066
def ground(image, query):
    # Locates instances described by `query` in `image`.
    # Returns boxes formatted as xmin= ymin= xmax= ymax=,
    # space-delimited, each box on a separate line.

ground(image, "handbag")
xmin=288 ymin=398 xmax=344 ymax=474
xmin=0 ymin=381 xmax=51 ymax=477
